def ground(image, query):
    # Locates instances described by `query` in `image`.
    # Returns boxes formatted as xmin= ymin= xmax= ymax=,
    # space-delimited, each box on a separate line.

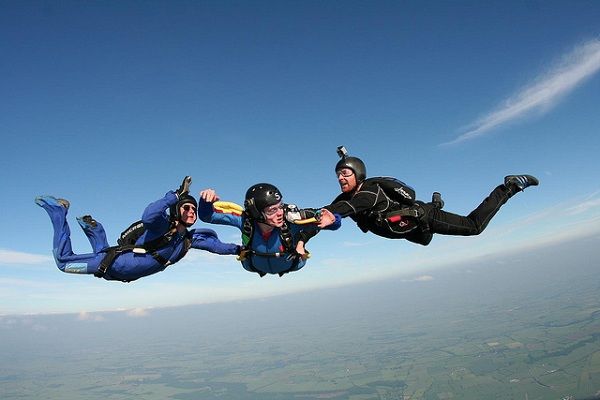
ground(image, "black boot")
xmin=77 ymin=215 xmax=98 ymax=229
xmin=504 ymin=175 xmax=539 ymax=193
xmin=431 ymin=192 xmax=444 ymax=209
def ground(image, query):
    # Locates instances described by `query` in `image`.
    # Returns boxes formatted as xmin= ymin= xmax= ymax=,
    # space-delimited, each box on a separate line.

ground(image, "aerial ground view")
xmin=3 ymin=237 xmax=600 ymax=400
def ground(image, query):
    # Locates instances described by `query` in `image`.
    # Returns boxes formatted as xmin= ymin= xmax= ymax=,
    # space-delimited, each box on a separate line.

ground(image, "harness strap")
xmin=150 ymin=252 xmax=170 ymax=267
xmin=278 ymin=221 xmax=293 ymax=252
xmin=241 ymin=217 xmax=253 ymax=246
xmin=244 ymin=249 xmax=287 ymax=258
xmin=95 ymin=233 xmax=192 ymax=281
xmin=240 ymin=213 xmax=299 ymax=277
xmin=94 ymin=246 xmax=122 ymax=279
xmin=381 ymin=203 xmax=429 ymax=235
xmin=385 ymin=206 xmax=424 ymax=222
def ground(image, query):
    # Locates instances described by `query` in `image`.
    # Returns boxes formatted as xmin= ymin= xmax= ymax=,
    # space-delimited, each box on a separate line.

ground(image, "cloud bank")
xmin=0 ymin=249 xmax=52 ymax=265
xmin=127 ymin=308 xmax=150 ymax=317
xmin=444 ymin=38 xmax=600 ymax=145
xmin=78 ymin=311 xmax=106 ymax=322
xmin=402 ymin=275 xmax=434 ymax=282
xmin=565 ymin=191 xmax=600 ymax=216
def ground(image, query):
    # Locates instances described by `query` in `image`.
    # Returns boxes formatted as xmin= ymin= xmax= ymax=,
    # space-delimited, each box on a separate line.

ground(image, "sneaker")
xmin=77 ymin=215 xmax=97 ymax=229
xmin=35 ymin=195 xmax=70 ymax=209
xmin=504 ymin=175 xmax=539 ymax=191
xmin=431 ymin=192 xmax=444 ymax=209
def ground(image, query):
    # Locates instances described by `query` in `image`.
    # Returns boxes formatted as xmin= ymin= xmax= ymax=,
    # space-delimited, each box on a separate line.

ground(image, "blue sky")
xmin=1 ymin=0 xmax=600 ymax=315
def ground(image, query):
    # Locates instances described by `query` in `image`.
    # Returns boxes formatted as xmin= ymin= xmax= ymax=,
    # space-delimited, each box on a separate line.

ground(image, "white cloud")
xmin=565 ymin=191 xmax=600 ymax=216
xmin=77 ymin=311 xmax=106 ymax=322
xmin=414 ymin=275 xmax=434 ymax=282
xmin=445 ymin=38 xmax=600 ymax=145
xmin=497 ymin=191 xmax=600 ymax=234
xmin=126 ymin=308 xmax=150 ymax=317
xmin=0 ymin=277 xmax=51 ymax=288
xmin=402 ymin=275 xmax=434 ymax=282
xmin=457 ymin=192 xmax=600 ymax=254
xmin=0 ymin=249 xmax=52 ymax=265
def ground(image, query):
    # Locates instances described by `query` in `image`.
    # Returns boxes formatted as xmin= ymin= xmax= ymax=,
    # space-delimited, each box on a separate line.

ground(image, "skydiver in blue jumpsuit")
xmin=35 ymin=177 xmax=240 ymax=282
xmin=198 ymin=183 xmax=342 ymax=276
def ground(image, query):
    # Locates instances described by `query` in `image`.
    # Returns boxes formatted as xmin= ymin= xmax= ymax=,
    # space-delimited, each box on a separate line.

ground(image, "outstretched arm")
xmin=191 ymin=228 xmax=240 ymax=255
xmin=325 ymin=189 xmax=378 ymax=218
xmin=197 ymin=189 xmax=243 ymax=230
xmin=285 ymin=206 xmax=341 ymax=230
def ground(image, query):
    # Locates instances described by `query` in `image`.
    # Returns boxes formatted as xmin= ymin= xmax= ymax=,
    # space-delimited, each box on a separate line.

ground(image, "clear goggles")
xmin=336 ymin=168 xmax=354 ymax=178
xmin=263 ymin=202 xmax=284 ymax=216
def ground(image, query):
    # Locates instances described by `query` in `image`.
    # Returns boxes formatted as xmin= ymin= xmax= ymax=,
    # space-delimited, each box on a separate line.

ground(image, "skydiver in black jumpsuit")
xmin=323 ymin=147 xmax=539 ymax=246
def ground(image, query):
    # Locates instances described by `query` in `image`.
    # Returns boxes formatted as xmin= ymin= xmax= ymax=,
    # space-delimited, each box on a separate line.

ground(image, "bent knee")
xmin=58 ymin=262 xmax=89 ymax=274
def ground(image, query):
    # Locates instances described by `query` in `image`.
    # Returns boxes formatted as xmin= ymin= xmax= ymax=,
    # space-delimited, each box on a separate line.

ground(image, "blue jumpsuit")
xmin=198 ymin=198 xmax=341 ymax=275
xmin=37 ymin=192 xmax=240 ymax=282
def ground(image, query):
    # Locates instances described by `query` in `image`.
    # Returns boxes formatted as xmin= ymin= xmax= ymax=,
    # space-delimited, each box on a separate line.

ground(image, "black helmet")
xmin=244 ymin=183 xmax=282 ymax=220
xmin=335 ymin=146 xmax=366 ymax=183
xmin=170 ymin=194 xmax=198 ymax=226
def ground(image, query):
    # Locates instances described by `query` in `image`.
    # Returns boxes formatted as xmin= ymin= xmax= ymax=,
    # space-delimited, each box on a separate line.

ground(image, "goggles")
xmin=263 ymin=202 xmax=284 ymax=216
xmin=336 ymin=168 xmax=354 ymax=178
xmin=182 ymin=204 xmax=196 ymax=213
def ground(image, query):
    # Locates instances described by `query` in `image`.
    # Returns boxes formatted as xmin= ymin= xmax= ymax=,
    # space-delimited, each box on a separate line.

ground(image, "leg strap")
xmin=95 ymin=247 xmax=120 ymax=278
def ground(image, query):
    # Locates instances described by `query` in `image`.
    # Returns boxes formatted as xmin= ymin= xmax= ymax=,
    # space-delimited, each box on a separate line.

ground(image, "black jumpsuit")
xmin=326 ymin=179 xmax=516 ymax=246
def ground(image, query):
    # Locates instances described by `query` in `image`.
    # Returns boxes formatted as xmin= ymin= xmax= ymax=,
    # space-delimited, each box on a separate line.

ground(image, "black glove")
xmin=300 ymin=208 xmax=319 ymax=221
xmin=284 ymin=205 xmax=320 ymax=223
xmin=237 ymin=247 xmax=251 ymax=261
xmin=176 ymin=176 xmax=192 ymax=198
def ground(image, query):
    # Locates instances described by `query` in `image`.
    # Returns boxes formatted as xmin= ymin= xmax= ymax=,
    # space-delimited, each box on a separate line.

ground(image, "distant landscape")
xmin=2 ymin=236 xmax=600 ymax=400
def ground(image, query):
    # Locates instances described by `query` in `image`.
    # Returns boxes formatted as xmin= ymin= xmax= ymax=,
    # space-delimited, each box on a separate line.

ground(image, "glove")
xmin=284 ymin=204 xmax=302 ymax=223
xmin=284 ymin=205 xmax=320 ymax=223
xmin=237 ymin=247 xmax=251 ymax=261
xmin=301 ymin=208 xmax=319 ymax=221
xmin=285 ymin=250 xmax=310 ymax=262
xmin=176 ymin=176 xmax=192 ymax=198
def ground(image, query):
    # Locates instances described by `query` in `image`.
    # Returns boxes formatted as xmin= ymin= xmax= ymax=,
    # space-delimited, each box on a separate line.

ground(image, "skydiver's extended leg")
xmin=422 ymin=175 xmax=538 ymax=236
xmin=35 ymin=196 xmax=103 ymax=274
xmin=77 ymin=215 xmax=109 ymax=253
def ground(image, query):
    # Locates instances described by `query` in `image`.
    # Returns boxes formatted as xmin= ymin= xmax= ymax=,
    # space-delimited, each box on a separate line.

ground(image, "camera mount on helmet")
xmin=337 ymin=146 xmax=348 ymax=158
